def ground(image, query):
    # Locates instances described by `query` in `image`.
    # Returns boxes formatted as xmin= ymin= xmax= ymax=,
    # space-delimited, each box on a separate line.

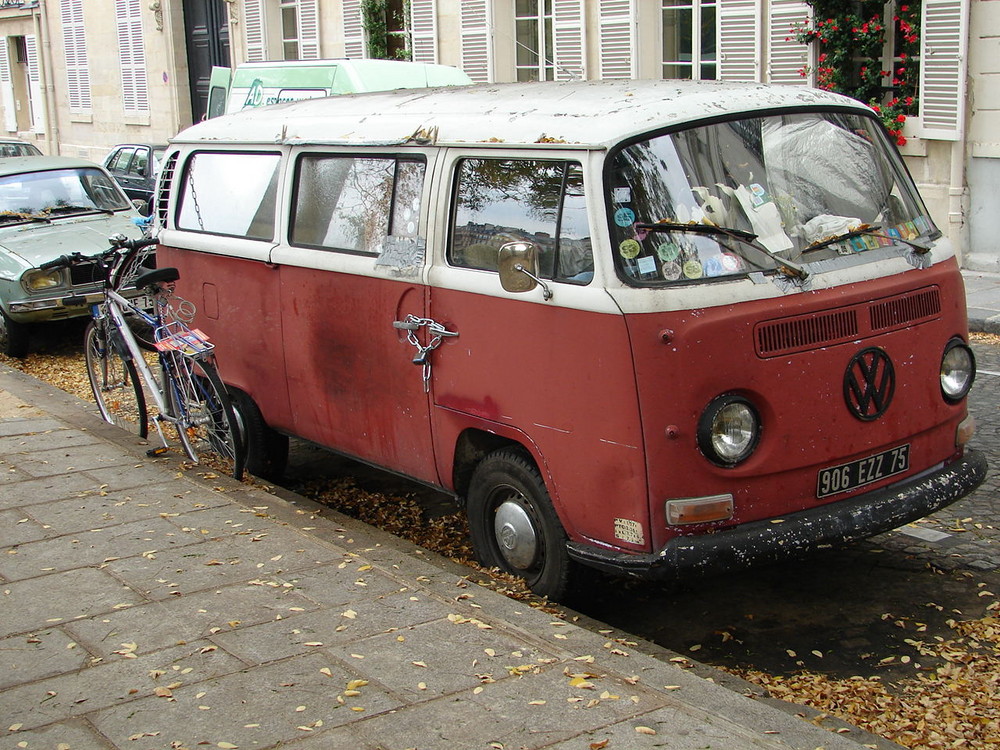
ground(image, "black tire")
xmin=0 ymin=308 xmax=29 ymax=358
xmin=163 ymin=352 xmax=246 ymax=480
xmin=467 ymin=448 xmax=576 ymax=601
xmin=231 ymin=390 xmax=288 ymax=481
xmin=84 ymin=320 xmax=148 ymax=437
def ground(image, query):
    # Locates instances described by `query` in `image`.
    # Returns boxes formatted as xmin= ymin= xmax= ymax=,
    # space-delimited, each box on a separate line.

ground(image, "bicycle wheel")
xmin=84 ymin=320 xmax=148 ymax=437
xmin=163 ymin=351 xmax=245 ymax=480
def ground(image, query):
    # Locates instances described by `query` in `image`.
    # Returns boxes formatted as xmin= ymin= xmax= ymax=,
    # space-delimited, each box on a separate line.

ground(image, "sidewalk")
xmin=0 ymin=366 xmax=894 ymax=750
xmin=963 ymin=268 xmax=1000 ymax=333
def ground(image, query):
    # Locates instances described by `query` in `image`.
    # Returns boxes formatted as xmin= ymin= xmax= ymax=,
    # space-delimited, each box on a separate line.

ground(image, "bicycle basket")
xmin=153 ymin=321 xmax=214 ymax=356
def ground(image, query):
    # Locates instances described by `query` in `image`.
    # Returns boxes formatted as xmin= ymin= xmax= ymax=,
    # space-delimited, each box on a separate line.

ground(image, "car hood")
xmin=0 ymin=213 xmax=142 ymax=271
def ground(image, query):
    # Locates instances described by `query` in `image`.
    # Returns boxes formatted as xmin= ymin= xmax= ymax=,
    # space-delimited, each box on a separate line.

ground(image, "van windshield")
xmin=607 ymin=111 xmax=936 ymax=285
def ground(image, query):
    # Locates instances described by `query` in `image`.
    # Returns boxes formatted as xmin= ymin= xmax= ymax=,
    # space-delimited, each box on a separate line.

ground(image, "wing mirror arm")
xmin=514 ymin=263 xmax=552 ymax=300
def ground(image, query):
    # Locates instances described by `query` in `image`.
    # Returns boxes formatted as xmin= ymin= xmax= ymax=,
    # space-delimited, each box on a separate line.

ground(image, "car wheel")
xmin=0 ymin=308 xmax=29 ymax=358
xmin=467 ymin=447 xmax=577 ymax=601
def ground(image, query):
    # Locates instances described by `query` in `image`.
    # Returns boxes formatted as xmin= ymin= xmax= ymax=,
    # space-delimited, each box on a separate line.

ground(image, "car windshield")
xmin=0 ymin=167 xmax=130 ymax=221
xmin=607 ymin=111 xmax=936 ymax=285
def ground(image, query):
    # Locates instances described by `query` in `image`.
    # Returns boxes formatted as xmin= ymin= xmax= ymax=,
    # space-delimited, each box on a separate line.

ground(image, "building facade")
xmin=0 ymin=0 xmax=993 ymax=269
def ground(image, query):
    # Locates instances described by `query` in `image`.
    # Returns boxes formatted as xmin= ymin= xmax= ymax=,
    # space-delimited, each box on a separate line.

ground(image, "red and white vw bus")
xmin=153 ymin=80 xmax=986 ymax=599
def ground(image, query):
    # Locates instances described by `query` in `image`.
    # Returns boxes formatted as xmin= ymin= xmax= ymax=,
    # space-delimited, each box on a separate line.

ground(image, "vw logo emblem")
xmin=844 ymin=347 xmax=895 ymax=421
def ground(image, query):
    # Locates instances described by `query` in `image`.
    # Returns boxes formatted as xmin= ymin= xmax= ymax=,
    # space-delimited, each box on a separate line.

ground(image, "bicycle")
xmin=41 ymin=235 xmax=246 ymax=479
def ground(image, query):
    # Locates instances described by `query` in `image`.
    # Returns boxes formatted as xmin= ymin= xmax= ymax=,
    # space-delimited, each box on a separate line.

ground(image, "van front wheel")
xmin=467 ymin=449 xmax=574 ymax=601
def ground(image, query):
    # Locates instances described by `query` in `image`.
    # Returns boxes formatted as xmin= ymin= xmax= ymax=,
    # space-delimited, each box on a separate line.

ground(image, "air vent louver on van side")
xmin=755 ymin=286 xmax=942 ymax=358
xmin=155 ymin=152 xmax=178 ymax=230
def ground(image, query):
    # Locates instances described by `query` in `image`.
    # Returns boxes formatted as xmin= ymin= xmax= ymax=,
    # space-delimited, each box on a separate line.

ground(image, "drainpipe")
xmin=949 ymin=140 xmax=968 ymax=267
xmin=33 ymin=0 xmax=58 ymax=155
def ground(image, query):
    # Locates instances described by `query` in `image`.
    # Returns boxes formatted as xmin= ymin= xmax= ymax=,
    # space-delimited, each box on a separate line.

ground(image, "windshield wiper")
xmin=804 ymin=224 xmax=933 ymax=256
xmin=634 ymin=221 xmax=809 ymax=281
xmin=0 ymin=212 xmax=50 ymax=224
xmin=44 ymin=204 xmax=113 ymax=216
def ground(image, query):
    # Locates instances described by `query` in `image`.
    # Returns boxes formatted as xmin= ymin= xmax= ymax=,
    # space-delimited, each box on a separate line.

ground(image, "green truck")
xmin=206 ymin=59 xmax=473 ymax=119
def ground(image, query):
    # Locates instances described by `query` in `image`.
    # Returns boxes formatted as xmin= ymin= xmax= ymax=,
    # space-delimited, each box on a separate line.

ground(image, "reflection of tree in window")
xmin=451 ymin=158 xmax=592 ymax=282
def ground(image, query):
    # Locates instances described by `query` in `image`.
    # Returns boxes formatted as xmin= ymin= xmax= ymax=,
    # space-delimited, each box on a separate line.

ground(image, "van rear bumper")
xmin=566 ymin=449 xmax=988 ymax=581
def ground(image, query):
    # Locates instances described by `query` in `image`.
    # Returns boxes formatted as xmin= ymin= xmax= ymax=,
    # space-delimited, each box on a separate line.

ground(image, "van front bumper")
xmin=566 ymin=449 xmax=988 ymax=581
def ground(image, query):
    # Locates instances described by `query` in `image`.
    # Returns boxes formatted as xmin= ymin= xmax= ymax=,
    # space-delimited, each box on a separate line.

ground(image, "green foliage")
xmin=793 ymin=0 xmax=920 ymax=145
xmin=361 ymin=0 xmax=412 ymax=61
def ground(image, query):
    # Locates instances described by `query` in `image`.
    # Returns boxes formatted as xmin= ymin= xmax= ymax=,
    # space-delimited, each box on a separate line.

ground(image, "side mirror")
xmin=132 ymin=198 xmax=150 ymax=217
xmin=498 ymin=241 xmax=553 ymax=300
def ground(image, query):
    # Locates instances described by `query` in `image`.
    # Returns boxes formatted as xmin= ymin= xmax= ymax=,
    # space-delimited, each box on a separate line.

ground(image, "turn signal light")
xmin=665 ymin=494 xmax=734 ymax=525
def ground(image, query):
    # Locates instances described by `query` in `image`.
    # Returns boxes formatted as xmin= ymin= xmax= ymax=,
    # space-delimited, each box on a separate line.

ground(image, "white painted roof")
xmin=172 ymin=79 xmax=871 ymax=151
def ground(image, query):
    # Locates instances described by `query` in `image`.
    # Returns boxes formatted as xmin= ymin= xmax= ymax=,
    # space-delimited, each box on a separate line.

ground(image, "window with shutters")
xmin=115 ymin=0 xmax=149 ymax=114
xmin=60 ymin=0 xmax=92 ymax=112
xmin=515 ymin=0 xmax=554 ymax=81
xmin=662 ymin=0 xmax=718 ymax=80
xmin=280 ymin=0 xmax=300 ymax=59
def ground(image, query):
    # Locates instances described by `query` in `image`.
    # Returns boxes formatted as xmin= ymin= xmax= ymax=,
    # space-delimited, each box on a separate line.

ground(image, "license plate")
xmin=816 ymin=444 xmax=910 ymax=499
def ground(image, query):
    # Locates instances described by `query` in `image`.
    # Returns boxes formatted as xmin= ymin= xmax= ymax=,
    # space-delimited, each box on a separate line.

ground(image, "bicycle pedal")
xmin=146 ymin=446 xmax=170 ymax=457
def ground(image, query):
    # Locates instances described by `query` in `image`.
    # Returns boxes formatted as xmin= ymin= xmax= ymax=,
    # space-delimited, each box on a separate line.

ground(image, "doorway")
xmin=183 ymin=0 xmax=230 ymax=123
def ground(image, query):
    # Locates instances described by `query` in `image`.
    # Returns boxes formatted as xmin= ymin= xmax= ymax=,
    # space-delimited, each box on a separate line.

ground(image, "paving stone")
xmin=0 ymin=507 xmax=50 ymax=547
xmin=89 ymin=652 xmax=404 ymax=750
xmin=0 ymin=718 xmax=116 ymax=749
xmin=276 ymin=560 xmax=412 ymax=606
xmin=212 ymin=588 xmax=450 ymax=666
xmin=0 ymin=567 xmax=145 ymax=639
xmin=0 ymin=639 xmax=246 ymax=732
xmin=0 ymin=417 xmax=64 ymax=438
xmin=64 ymin=580 xmax=319 ymax=659
xmin=350 ymin=694 xmax=516 ymax=749
xmin=0 ymin=472 xmax=103 ymax=510
xmin=12 ymin=441 xmax=136 ymax=478
xmin=102 ymin=531 xmax=341 ymax=600
xmin=0 ymin=626 xmax=91 ymax=690
xmin=0 ymin=427 xmax=101 ymax=456
xmin=0 ymin=516 xmax=204 ymax=581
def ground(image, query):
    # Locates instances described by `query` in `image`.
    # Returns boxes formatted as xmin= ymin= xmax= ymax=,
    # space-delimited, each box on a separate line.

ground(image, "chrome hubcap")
xmin=494 ymin=498 xmax=538 ymax=570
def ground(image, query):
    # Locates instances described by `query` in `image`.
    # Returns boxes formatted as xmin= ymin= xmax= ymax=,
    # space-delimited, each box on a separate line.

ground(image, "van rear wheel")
xmin=467 ymin=448 xmax=574 ymax=601
xmin=232 ymin=390 xmax=288 ymax=481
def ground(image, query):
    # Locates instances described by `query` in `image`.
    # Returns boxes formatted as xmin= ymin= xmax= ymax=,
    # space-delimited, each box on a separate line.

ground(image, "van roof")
xmin=171 ymin=79 xmax=870 ymax=151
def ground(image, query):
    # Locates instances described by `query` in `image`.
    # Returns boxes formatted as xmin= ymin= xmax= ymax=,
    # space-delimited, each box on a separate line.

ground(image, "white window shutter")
xmin=718 ymin=0 xmax=760 ymax=82
xmin=409 ymin=0 xmax=437 ymax=64
xmin=553 ymin=0 xmax=585 ymax=80
xmin=0 ymin=41 xmax=16 ymax=132
xmin=919 ymin=0 xmax=968 ymax=140
xmin=460 ymin=0 xmax=493 ymax=83
xmin=298 ymin=0 xmax=320 ymax=59
xmin=243 ymin=0 xmax=266 ymax=61
xmin=61 ymin=0 xmax=92 ymax=111
xmin=23 ymin=35 xmax=43 ymax=132
xmin=599 ymin=0 xmax=634 ymax=79
xmin=767 ymin=0 xmax=811 ymax=85
xmin=116 ymin=0 xmax=149 ymax=113
xmin=342 ymin=0 xmax=365 ymax=58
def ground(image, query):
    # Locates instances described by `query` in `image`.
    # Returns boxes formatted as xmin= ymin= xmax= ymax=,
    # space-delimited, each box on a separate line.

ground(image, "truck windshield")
xmin=607 ymin=111 xmax=936 ymax=285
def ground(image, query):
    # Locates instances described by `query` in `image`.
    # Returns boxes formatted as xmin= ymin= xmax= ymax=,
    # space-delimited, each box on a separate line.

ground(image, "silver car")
xmin=0 ymin=156 xmax=143 ymax=357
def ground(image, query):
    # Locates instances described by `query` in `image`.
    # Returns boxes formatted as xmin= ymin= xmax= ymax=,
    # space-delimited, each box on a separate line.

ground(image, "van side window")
xmin=177 ymin=152 xmax=280 ymax=240
xmin=450 ymin=159 xmax=593 ymax=284
xmin=291 ymin=155 xmax=425 ymax=255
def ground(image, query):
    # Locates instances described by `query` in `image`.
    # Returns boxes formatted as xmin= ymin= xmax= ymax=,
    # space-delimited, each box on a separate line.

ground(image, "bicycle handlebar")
xmin=37 ymin=235 xmax=158 ymax=271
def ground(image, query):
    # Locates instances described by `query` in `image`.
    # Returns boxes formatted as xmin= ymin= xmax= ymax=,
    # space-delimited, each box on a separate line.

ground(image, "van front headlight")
xmin=940 ymin=338 xmax=975 ymax=402
xmin=24 ymin=269 xmax=64 ymax=292
xmin=697 ymin=394 xmax=760 ymax=466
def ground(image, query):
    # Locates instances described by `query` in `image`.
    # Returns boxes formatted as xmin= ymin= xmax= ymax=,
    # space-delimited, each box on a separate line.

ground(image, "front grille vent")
xmin=755 ymin=285 xmax=942 ymax=358
xmin=756 ymin=310 xmax=858 ymax=356
xmin=870 ymin=288 xmax=941 ymax=331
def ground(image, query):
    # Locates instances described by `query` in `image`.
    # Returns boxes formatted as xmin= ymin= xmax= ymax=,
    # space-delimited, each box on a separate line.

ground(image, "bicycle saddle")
xmin=134 ymin=267 xmax=180 ymax=288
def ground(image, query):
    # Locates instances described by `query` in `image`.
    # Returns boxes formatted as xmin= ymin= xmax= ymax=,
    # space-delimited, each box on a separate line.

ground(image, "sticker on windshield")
xmin=656 ymin=241 xmax=680 ymax=262
xmin=614 ymin=207 xmax=636 ymax=227
xmin=661 ymin=260 xmax=682 ymax=280
xmin=683 ymin=259 xmax=704 ymax=279
xmin=619 ymin=239 xmax=641 ymax=259
xmin=613 ymin=187 xmax=631 ymax=203
xmin=637 ymin=255 xmax=657 ymax=275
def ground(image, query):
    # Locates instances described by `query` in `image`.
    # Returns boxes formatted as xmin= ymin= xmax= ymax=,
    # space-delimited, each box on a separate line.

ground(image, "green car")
xmin=0 ymin=156 xmax=144 ymax=357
